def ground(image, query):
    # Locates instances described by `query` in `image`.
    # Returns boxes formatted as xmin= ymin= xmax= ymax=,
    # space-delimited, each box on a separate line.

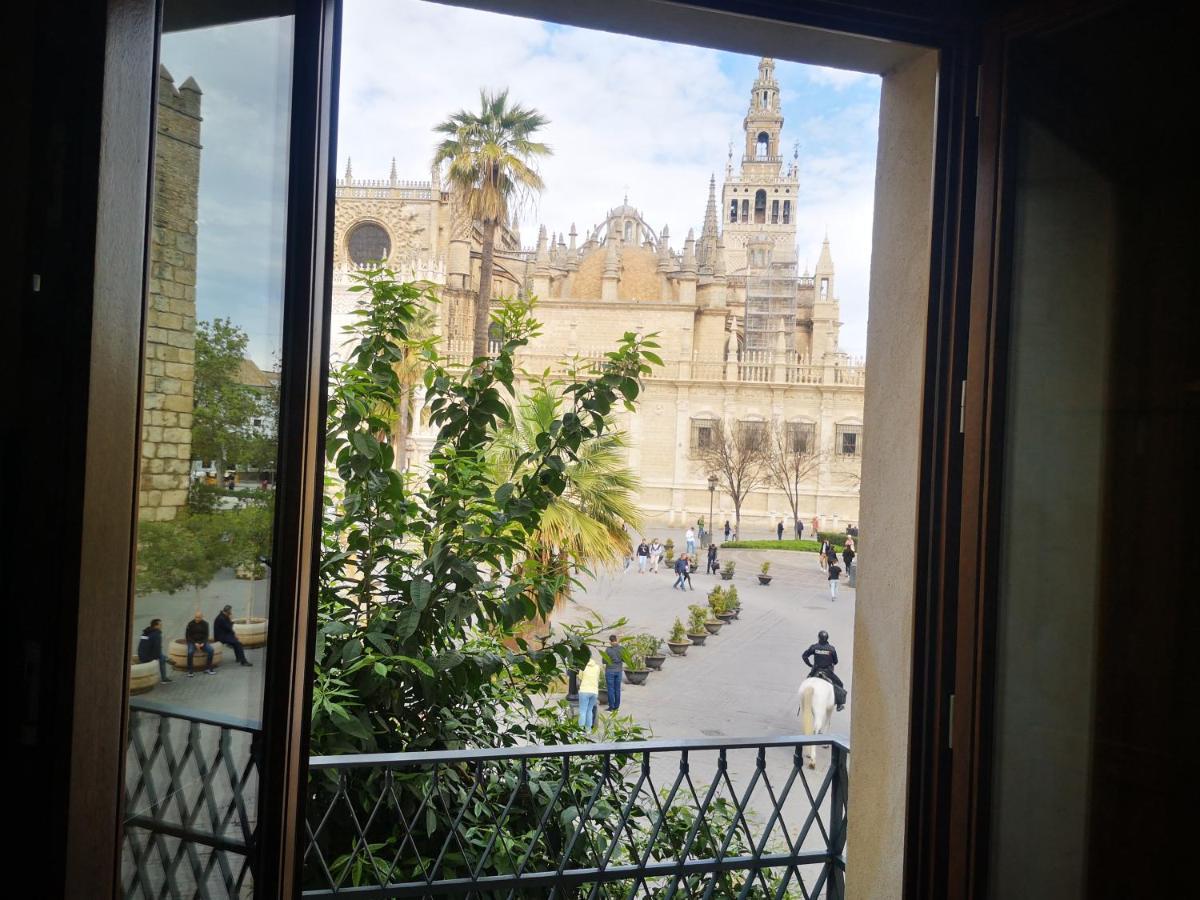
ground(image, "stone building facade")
xmin=139 ymin=65 xmax=201 ymax=521
xmin=331 ymin=58 xmax=864 ymax=534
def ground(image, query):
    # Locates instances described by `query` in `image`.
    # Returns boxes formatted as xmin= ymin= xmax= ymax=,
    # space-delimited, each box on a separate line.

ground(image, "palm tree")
xmin=433 ymin=90 xmax=551 ymax=360
xmin=490 ymin=387 xmax=641 ymax=616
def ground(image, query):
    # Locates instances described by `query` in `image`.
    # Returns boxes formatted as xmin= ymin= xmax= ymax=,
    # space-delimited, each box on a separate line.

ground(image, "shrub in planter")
xmin=639 ymin=634 xmax=666 ymax=670
xmin=624 ymin=638 xmax=651 ymax=685
xmin=667 ymin=618 xmax=691 ymax=656
xmin=720 ymin=560 xmax=736 ymax=581
xmin=758 ymin=560 xmax=773 ymax=585
xmin=686 ymin=604 xmax=710 ymax=645
xmin=709 ymin=586 xmax=735 ymax=623
xmin=663 ymin=538 xmax=676 ymax=566
xmin=725 ymin=586 xmax=741 ymax=619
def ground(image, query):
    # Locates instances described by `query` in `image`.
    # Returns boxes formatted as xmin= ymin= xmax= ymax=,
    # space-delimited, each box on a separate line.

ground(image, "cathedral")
xmin=331 ymin=58 xmax=864 ymax=533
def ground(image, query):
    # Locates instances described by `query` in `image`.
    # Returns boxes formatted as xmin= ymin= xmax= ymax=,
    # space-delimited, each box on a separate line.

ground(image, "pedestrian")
xmin=685 ymin=526 xmax=696 ymax=557
xmin=706 ymin=542 xmax=719 ymax=575
xmin=825 ymin=541 xmax=839 ymax=568
xmin=184 ymin=611 xmax=216 ymax=677
xmin=673 ymin=554 xmax=688 ymax=590
xmin=603 ymin=635 xmax=624 ymax=712
xmin=841 ymin=542 xmax=856 ymax=578
xmin=795 ymin=518 xmax=803 ymax=540
xmin=577 ymin=654 xmax=601 ymax=731
xmin=636 ymin=538 xmax=650 ymax=574
xmin=724 ymin=520 xmax=731 ymax=542
xmin=214 ymin=604 xmax=252 ymax=666
xmin=812 ymin=516 xmax=820 ymax=539
xmin=827 ymin=558 xmax=842 ymax=599
xmin=819 ymin=539 xmax=829 ymax=571
xmin=649 ymin=538 xmax=662 ymax=572
xmin=777 ymin=520 xmax=785 ymax=541
xmin=682 ymin=555 xmax=695 ymax=591
xmin=137 ymin=618 xmax=171 ymax=684
xmin=698 ymin=520 xmax=706 ymax=546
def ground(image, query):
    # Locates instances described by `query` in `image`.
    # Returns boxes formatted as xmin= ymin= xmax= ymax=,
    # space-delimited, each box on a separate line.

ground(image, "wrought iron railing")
xmin=303 ymin=735 xmax=848 ymax=898
xmin=122 ymin=699 xmax=261 ymax=898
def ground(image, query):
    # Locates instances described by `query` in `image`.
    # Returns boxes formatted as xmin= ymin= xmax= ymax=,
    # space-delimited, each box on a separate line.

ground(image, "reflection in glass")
xmin=123 ymin=4 xmax=294 ymax=895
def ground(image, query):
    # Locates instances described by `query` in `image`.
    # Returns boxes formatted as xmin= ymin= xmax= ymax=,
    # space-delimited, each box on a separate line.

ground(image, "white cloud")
xmin=339 ymin=0 xmax=880 ymax=356
xmin=803 ymin=65 xmax=878 ymax=90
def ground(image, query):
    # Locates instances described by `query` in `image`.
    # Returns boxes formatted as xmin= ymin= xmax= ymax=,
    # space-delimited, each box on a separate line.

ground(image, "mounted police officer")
xmin=802 ymin=630 xmax=847 ymax=711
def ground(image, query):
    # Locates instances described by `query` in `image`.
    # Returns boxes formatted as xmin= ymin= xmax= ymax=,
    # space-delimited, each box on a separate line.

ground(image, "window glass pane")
xmin=123 ymin=3 xmax=294 ymax=894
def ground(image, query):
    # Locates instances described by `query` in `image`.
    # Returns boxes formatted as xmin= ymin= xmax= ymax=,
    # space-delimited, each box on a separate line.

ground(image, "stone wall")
xmin=139 ymin=66 xmax=201 ymax=522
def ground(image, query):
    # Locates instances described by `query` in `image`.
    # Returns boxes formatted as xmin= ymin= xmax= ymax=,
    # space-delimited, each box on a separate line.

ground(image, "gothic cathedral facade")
xmin=331 ymin=58 xmax=864 ymax=534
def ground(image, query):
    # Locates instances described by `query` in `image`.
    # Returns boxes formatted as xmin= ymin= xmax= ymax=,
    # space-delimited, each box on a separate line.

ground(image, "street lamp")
xmin=707 ymin=474 xmax=718 ymax=547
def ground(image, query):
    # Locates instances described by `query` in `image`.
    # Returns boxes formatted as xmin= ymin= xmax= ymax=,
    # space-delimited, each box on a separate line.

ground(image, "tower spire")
xmin=698 ymin=174 xmax=720 ymax=271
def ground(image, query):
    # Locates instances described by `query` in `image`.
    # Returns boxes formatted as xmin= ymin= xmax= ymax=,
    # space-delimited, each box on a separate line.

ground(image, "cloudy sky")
xmin=339 ymin=0 xmax=880 ymax=356
xmin=164 ymin=0 xmax=879 ymax=363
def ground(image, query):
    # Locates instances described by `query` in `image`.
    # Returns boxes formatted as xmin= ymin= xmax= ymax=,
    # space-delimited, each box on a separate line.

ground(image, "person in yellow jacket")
xmin=577 ymin=656 xmax=601 ymax=732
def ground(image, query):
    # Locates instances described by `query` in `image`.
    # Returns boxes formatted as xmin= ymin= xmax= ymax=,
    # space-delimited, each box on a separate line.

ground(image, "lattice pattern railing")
xmin=122 ymin=700 xmax=261 ymax=898
xmin=303 ymin=735 xmax=848 ymax=898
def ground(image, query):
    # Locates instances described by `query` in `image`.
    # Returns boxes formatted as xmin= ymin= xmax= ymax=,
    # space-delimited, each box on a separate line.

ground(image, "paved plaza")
xmin=556 ymin=545 xmax=856 ymax=740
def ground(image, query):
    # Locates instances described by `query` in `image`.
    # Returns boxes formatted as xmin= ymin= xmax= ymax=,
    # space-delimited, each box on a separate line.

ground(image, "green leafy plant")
xmin=306 ymin=269 xmax=665 ymax=886
xmin=707 ymin=586 xmax=727 ymax=616
xmin=760 ymin=560 xmax=771 ymax=575
xmin=687 ymin=605 xmax=709 ymax=634
xmin=669 ymin=618 xmax=688 ymax=643
xmin=721 ymin=559 xmax=736 ymax=575
xmin=663 ymin=538 xmax=675 ymax=564
xmin=725 ymin=586 xmax=740 ymax=609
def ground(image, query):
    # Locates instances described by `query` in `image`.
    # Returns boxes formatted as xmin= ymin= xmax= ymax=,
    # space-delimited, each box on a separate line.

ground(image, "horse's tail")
xmin=800 ymin=682 xmax=814 ymax=736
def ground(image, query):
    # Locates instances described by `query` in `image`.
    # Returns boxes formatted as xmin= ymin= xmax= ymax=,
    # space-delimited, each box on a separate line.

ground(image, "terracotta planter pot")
xmin=129 ymin=658 xmax=159 ymax=695
xmin=667 ymin=640 xmax=690 ymax=656
xmin=168 ymin=637 xmax=224 ymax=671
xmin=645 ymin=654 xmax=666 ymax=670
xmin=687 ymin=631 xmax=708 ymax=646
xmin=232 ymin=617 xmax=268 ymax=648
xmin=625 ymin=669 xmax=650 ymax=685
xmin=703 ymin=621 xmax=723 ymax=635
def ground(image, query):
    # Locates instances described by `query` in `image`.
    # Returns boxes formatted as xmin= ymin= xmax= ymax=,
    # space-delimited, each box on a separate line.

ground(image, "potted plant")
xmin=720 ymin=560 xmax=736 ymax=581
xmin=663 ymin=538 xmax=675 ymax=567
xmin=726 ymin=586 xmax=742 ymax=619
xmin=642 ymin=634 xmax=667 ymax=670
xmin=224 ymin=503 xmax=272 ymax=647
xmin=624 ymin=638 xmax=651 ymax=685
xmin=667 ymin=618 xmax=691 ymax=656
xmin=686 ymin=605 xmax=709 ymax=645
xmin=702 ymin=601 xmax=724 ymax=635
xmin=709 ymin=586 xmax=736 ymax=623
xmin=758 ymin=560 xmax=773 ymax=585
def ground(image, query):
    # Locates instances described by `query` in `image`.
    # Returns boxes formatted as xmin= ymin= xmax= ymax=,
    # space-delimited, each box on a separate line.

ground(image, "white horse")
xmin=796 ymin=677 xmax=836 ymax=768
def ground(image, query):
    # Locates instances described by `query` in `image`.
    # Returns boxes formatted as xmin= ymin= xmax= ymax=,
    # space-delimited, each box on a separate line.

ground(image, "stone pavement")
xmin=555 ymin=545 xmax=856 ymax=739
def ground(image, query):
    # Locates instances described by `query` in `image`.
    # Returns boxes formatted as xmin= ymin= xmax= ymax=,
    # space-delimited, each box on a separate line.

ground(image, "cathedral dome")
xmin=572 ymin=244 xmax=664 ymax=301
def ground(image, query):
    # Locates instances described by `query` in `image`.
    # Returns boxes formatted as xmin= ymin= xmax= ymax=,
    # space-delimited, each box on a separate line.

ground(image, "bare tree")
xmin=764 ymin=420 xmax=826 ymax=535
xmin=693 ymin=418 xmax=771 ymax=537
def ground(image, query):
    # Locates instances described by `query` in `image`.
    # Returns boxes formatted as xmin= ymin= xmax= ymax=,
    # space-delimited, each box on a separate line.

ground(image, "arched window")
xmin=754 ymin=190 xmax=767 ymax=224
xmin=782 ymin=200 xmax=791 ymax=224
xmin=741 ymin=199 xmax=749 ymax=221
xmin=756 ymin=131 xmax=770 ymax=158
xmin=623 ymin=220 xmax=633 ymax=242
xmin=729 ymin=200 xmax=738 ymax=223
xmin=771 ymin=200 xmax=780 ymax=224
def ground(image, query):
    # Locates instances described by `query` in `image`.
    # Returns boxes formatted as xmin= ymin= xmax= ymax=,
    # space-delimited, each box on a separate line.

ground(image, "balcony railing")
xmin=303 ymin=735 xmax=848 ymax=898
xmin=120 ymin=704 xmax=849 ymax=899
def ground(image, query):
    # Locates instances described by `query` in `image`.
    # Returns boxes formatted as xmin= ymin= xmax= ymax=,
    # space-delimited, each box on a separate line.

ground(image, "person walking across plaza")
xmin=215 ymin=604 xmax=252 ymax=666
xmin=636 ymin=538 xmax=650 ymax=574
xmin=777 ymin=520 xmax=784 ymax=540
xmin=706 ymin=542 xmax=719 ymax=575
xmin=681 ymin=554 xmax=695 ymax=590
xmin=827 ymin=558 xmax=842 ymax=599
xmin=841 ymin=542 xmax=856 ymax=580
xmin=673 ymin=554 xmax=689 ymax=590
xmin=649 ymin=538 xmax=662 ymax=573
xmin=603 ymin=634 xmax=624 ymax=712
xmin=185 ymin=611 xmax=216 ymax=676
xmin=819 ymin=538 xmax=830 ymax=571
xmin=137 ymin=618 xmax=171 ymax=684
xmin=577 ymin=654 xmax=601 ymax=731
xmin=685 ymin=526 xmax=697 ymax=557
xmin=724 ymin=520 xmax=731 ymax=542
